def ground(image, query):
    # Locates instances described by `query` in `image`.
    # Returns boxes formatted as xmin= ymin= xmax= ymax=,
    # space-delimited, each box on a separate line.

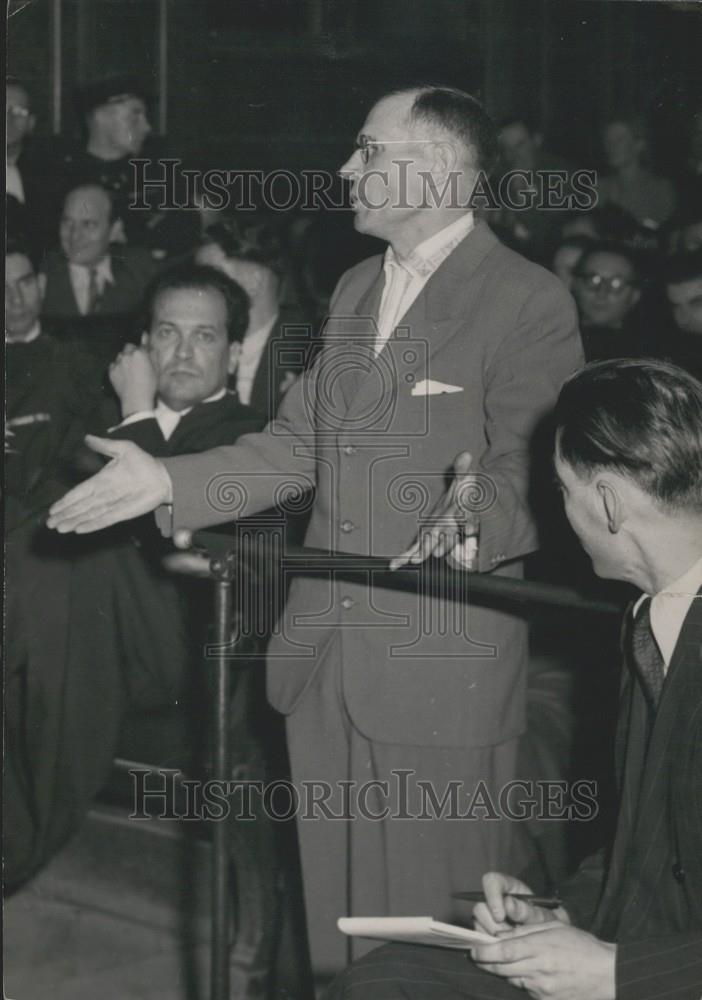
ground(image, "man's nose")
xmin=7 ymin=285 xmax=24 ymax=308
xmin=339 ymin=150 xmax=362 ymax=179
xmin=174 ymin=334 xmax=193 ymax=358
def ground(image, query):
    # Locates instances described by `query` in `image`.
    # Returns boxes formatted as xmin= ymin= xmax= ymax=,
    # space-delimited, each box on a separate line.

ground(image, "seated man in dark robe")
xmin=4 ymin=264 xmax=264 ymax=889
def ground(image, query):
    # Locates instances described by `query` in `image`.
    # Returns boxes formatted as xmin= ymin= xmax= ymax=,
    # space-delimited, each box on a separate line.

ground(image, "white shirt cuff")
xmin=108 ymin=410 xmax=157 ymax=433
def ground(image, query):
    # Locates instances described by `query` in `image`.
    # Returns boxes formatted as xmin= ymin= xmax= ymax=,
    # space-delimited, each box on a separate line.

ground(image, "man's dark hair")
xmin=555 ymin=358 xmax=702 ymax=512
xmin=663 ymin=249 xmax=702 ymax=287
xmin=202 ymin=215 xmax=284 ymax=278
xmin=6 ymin=75 xmax=31 ymax=103
xmin=6 ymin=234 xmax=37 ymax=269
xmin=398 ymin=86 xmax=498 ymax=174
xmin=142 ymin=264 xmax=250 ymax=344
xmin=497 ymin=114 xmax=539 ymax=136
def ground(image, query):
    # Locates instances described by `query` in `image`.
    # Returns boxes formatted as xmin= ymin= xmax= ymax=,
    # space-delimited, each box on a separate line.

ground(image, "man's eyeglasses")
xmin=7 ymin=105 xmax=31 ymax=120
xmin=575 ymin=271 xmax=637 ymax=295
xmin=354 ymin=134 xmax=433 ymax=165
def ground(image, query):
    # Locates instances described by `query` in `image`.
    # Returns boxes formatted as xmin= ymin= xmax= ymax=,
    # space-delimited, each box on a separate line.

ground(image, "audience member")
xmin=494 ymin=115 xmax=575 ymax=262
xmin=5 ymin=238 xmax=104 ymax=885
xmin=571 ymin=242 xmax=651 ymax=360
xmin=660 ymin=250 xmax=702 ymax=380
xmin=5 ymin=238 xmax=101 ymax=526
xmin=327 ymin=357 xmax=702 ymax=1000
xmin=675 ymin=104 xmax=702 ymax=212
xmin=596 ymin=116 xmax=677 ymax=229
xmin=550 ymin=235 xmax=594 ymax=291
xmin=55 ymin=76 xmax=152 ymax=239
xmin=196 ymin=217 xmax=315 ymax=420
xmin=41 ymin=183 xmax=158 ymax=349
xmin=6 ymin=77 xmax=53 ymax=255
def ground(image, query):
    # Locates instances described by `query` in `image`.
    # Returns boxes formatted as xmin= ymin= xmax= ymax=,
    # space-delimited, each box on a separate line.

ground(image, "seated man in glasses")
xmin=571 ymin=242 xmax=652 ymax=361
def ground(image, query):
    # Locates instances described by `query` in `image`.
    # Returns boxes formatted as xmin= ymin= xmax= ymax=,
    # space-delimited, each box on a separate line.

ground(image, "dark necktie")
xmin=86 ymin=267 xmax=100 ymax=314
xmin=630 ymin=597 xmax=665 ymax=709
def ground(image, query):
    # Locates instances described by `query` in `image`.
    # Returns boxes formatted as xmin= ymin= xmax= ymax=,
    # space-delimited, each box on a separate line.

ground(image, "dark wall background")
xmin=7 ymin=0 xmax=702 ymax=176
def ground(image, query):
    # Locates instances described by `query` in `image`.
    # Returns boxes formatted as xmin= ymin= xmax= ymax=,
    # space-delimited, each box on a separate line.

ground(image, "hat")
xmin=75 ymin=74 xmax=151 ymax=117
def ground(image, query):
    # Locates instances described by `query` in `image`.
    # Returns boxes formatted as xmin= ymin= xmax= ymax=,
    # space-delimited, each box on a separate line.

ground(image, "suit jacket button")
xmin=340 ymin=520 xmax=355 ymax=533
xmin=672 ymin=862 xmax=685 ymax=883
xmin=341 ymin=596 xmax=355 ymax=610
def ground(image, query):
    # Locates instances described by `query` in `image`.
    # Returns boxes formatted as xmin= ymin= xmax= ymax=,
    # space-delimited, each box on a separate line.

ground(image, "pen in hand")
xmin=452 ymin=890 xmax=562 ymax=909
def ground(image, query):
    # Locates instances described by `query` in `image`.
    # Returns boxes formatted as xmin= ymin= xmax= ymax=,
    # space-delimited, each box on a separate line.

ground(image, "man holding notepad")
xmin=329 ymin=360 xmax=702 ymax=999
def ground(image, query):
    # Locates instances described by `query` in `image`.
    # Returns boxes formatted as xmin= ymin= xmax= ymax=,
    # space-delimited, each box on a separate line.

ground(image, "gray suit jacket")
xmin=161 ymin=222 xmax=583 ymax=747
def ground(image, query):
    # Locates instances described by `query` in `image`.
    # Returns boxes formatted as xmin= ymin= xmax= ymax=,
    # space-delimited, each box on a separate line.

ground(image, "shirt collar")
xmin=155 ymin=386 xmax=228 ymax=421
xmin=385 ymin=212 xmax=475 ymax=278
xmin=634 ymin=555 xmax=702 ymax=668
xmin=68 ymin=255 xmax=114 ymax=284
xmin=6 ymin=321 xmax=41 ymax=344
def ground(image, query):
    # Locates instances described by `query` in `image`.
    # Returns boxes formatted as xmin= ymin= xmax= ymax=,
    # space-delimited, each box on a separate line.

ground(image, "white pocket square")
xmin=411 ymin=379 xmax=464 ymax=397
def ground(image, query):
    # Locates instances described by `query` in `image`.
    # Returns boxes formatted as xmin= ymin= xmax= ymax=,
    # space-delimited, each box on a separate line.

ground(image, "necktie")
xmin=630 ymin=598 xmax=665 ymax=709
xmin=86 ymin=267 xmax=100 ymax=314
xmin=375 ymin=258 xmax=412 ymax=354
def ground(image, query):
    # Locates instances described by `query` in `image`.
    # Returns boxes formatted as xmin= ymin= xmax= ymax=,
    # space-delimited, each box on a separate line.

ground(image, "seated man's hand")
xmin=109 ymin=344 xmax=158 ymax=418
xmin=471 ymin=923 xmax=616 ymax=1000
xmin=47 ymin=435 xmax=172 ymax=534
xmin=473 ymin=871 xmax=571 ymax=936
xmin=390 ymin=452 xmax=482 ymax=570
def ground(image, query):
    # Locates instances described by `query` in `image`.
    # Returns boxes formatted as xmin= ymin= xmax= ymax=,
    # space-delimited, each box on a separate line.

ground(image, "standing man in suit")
xmin=329 ymin=358 xmax=702 ymax=1000
xmin=48 ymin=86 xmax=583 ymax=975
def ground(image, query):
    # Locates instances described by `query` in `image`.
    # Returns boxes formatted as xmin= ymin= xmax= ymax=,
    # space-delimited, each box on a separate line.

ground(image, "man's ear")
xmin=597 ymin=478 xmax=623 ymax=533
xmin=37 ymin=272 xmax=47 ymax=301
xmin=431 ymin=141 xmax=458 ymax=178
xmin=228 ymin=341 xmax=241 ymax=374
xmin=109 ymin=218 xmax=127 ymax=244
xmin=534 ymin=132 xmax=543 ymax=149
xmin=140 ymin=331 xmax=150 ymax=348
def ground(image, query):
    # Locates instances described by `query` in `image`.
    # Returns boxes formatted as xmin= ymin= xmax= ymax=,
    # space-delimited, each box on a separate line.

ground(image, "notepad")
xmin=337 ymin=916 xmax=498 ymax=949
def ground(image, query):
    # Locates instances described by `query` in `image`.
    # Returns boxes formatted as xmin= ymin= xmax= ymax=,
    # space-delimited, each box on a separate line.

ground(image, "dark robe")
xmin=4 ymin=392 xmax=264 ymax=890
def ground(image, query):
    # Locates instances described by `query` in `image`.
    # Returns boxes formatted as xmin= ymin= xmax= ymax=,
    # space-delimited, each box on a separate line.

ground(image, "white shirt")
xmin=116 ymin=388 xmax=228 ymax=441
xmin=6 ymin=163 xmax=25 ymax=203
xmin=375 ymin=212 xmax=475 ymax=354
xmin=633 ymin=555 xmax=702 ymax=671
xmin=237 ymin=314 xmax=278 ymax=406
xmin=68 ymin=256 xmax=113 ymax=315
xmin=7 ymin=321 xmax=41 ymax=345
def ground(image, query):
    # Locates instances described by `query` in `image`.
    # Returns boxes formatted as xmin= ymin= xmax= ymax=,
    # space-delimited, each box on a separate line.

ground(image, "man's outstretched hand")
xmin=47 ymin=435 xmax=173 ymax=534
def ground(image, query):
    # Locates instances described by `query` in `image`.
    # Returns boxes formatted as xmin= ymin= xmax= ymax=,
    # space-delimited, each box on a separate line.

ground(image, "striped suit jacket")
xmin=562 ymin=587 xmax=702 ymax=999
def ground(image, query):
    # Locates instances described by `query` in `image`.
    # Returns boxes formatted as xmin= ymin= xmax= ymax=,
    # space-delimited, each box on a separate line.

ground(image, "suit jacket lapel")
xmin=343 ymin=222 xmax=499 ymax=419
xmin=633 ymin=586 xmax=702 ymax=824
xmin=596 ymin=587 xmax=702 ymax=938
xmin=56 ymin=257 xmax=81 ymax=315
